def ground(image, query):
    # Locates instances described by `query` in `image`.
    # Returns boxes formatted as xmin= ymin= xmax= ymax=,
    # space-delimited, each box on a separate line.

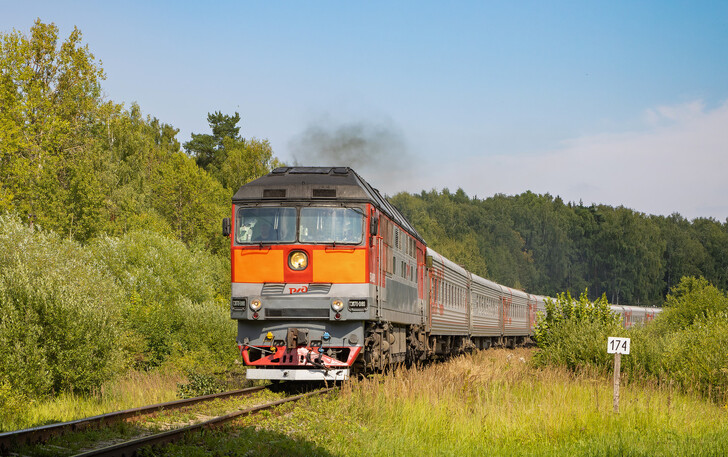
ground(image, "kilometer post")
xmin=607 ymin=337 xmax=630 ymax=414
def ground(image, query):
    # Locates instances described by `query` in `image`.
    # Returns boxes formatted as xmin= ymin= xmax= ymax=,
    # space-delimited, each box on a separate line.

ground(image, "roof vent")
xmin=263 ymin=189 xmax=287 ymax=198
xmin=312 ymin=188 xmax=336 ymax=198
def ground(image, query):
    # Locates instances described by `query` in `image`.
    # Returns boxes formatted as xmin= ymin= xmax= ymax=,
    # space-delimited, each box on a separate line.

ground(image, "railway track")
xmin=1 ymin=385 xmax=333 ymax=456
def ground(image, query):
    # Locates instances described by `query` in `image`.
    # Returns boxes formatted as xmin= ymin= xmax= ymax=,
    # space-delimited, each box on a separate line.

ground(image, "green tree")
xmin=99 ymin=103 xmax=181 ymax=238
xmin=589 ymin=206 xmax=664 ymax=305
xmin=653 ymin=213 xmax=707 ymax=295
xmin=0 ymin=20 xmax=107 ymax=236
xmin=658 ymin=276 xmax=728 ymax=332
xmin=504 ymin=192 xmax=573 ymax=295
xmin=184 ymin=112 xmax=283 ymax=191
xmin=692 ymin=218 xmax=728 ymax=291
xmin=218 ymin=136 xmax=281 ymax=190
xmin=184 ymin=111 xmax=242 ymax=171
xmin=151 ymin=152 xmax=229 ymax=250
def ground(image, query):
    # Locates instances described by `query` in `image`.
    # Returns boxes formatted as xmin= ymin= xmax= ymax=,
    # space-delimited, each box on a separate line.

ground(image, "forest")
xmin=2 ymin=20 xmax=728 ymax=415
xmin=392 ymin=189 xmax=728 ymax=306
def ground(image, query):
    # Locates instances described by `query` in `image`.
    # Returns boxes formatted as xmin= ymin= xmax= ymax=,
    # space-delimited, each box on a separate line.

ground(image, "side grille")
xmin=263 ymin=188 xmax=286 ymax=198
xmin=312 ymin=188 xmax=336 ymax=198
xmin=307 ymin=284 xmax=332 ymax=294
xmin=265 ymin=308 xmax=329 ymax=319
xmin=262 ymin=284 xmax=286 ymax=295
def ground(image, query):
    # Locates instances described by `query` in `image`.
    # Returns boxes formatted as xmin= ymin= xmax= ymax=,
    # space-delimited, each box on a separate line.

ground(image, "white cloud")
xmin=408 ymin=99 xmax=728 ymax=221
xmin=644 ymin=100 xmax=707 ymax=126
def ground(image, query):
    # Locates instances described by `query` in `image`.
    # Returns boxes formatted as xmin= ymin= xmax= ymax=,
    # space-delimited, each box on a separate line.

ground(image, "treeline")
xmin=391 ymin=189 xmax=728 ymax=306
xmin=0 ymin=20 xmax=279 ymax=252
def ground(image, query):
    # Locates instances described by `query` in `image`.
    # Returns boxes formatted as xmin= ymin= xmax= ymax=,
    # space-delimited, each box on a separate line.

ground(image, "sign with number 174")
xmin=607 ymin=337 xmax=630 ymax=354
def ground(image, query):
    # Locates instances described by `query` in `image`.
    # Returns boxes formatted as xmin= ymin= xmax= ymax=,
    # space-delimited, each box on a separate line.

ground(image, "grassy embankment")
xmin=8 ymin=347 xmax=727 ymax=456
xmin=147 ymin=348 xmax=728 ymax=457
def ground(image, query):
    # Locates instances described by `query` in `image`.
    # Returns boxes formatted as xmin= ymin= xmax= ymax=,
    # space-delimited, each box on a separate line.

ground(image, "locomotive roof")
xmin=232 ymin=167 xmax=425 ymax=244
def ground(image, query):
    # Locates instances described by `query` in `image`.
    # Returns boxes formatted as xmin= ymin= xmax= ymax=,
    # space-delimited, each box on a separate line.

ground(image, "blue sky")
xmin=3 ymin=1 xmax=728 ymax=220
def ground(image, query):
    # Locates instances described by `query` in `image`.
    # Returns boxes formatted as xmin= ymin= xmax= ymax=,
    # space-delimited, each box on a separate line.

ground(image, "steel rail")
xmin=0 ymin=385 xmax=267 ymax=454
xmin=73 ymin=387 xmax=334 ymax=457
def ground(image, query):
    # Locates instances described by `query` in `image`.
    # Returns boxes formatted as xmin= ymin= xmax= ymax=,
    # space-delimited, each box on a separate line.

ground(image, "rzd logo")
xmin=288 ymin=286 xmax=308 ymax=294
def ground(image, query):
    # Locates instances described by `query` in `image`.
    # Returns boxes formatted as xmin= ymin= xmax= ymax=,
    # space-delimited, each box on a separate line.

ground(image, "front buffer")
xmin=237 ymin=318 xmax=365 ymax=381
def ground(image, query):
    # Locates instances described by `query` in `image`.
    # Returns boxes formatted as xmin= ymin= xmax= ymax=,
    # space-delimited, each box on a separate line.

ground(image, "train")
xmin=222 ymin=167 xmax=660 ymax=381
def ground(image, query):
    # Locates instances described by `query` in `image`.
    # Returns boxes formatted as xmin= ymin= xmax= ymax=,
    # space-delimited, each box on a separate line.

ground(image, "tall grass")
xmin=320 ymin=350 xmax=728 ymax=455
xmin=153 ymin=349 xmax=728 ymax=456
xmin=1 ymin=369 xmax=185 ymax=431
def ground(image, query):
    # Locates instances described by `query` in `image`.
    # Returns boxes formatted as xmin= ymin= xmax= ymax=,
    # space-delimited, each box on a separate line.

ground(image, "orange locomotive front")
xmin=226 ymin=167 xmax=426 ymax=381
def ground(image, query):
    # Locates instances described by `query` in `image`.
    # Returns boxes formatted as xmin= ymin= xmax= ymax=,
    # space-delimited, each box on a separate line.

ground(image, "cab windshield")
xmin=235 ymin=207 xmax=297 ymax=243
xmin=235 ymin=206 xmax=363 ymax=245
xmin=300 ymin=207 xmax=363 ymax=244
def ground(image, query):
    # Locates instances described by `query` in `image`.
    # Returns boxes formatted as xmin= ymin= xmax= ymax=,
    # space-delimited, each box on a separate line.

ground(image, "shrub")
xmin=90 ymin=230 xmax=235 ymax=371
xmin=630 ymin=277 xmax=728 ymax=402
xmin=0 ymin=213 xmax=237 ymax=417
xmin=169 ymin=298 xmax=238 ymax=372
xmin=657 ymin=276 xmax=728 ymax=332
xmin=0 ymin=378 xmax=26 ymax=427
xmin=660 ymin=312 xmax=728 ymax=399
xmin=90 ymin=230 xmax=229 ymax=307
xmin=532 ymin=290 xmax=622 ymax=370
xmin=0 ymin=214 xmax=126 ymax=397
xmin=177 ymin=373 xmax=225 ymax=399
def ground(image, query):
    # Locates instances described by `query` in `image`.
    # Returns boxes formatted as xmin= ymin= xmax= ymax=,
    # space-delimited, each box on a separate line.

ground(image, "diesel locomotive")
xmin=223 ymin=167 xmax=659 ymax=381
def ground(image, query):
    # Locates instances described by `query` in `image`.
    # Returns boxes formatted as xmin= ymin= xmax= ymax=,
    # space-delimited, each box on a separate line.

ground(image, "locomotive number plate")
xmin=348 ymin=299 xmax=367 ymax=311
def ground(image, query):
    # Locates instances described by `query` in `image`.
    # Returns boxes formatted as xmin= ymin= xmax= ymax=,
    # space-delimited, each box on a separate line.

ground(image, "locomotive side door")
xmin=371 ymin=208 xmax=384 ymax=318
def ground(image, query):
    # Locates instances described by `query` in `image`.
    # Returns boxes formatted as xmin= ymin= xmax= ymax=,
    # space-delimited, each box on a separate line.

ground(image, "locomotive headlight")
xmin=289 ymin=251 xmax=308 ymax=270
xmin=331 ymin=299 xmax=344 ymax=312
xmin=250 ymin=298 xmax=262 ymax=311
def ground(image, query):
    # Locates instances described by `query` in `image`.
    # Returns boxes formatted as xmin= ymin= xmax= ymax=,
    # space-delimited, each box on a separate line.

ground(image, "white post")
xmin=613 ymin=352 xmax=621 ymax=414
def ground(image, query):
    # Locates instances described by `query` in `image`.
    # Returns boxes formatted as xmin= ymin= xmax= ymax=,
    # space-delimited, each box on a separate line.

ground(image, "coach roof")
xmin=232 ymin=167 xmax=424 ymax=244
